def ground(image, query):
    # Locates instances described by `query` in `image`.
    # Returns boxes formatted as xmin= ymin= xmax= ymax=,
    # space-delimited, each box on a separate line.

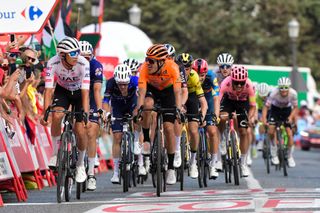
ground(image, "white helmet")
xmin=114 ymin=64 xmax=131 ymax=84
xmin=79 ymin=40 xmax=93 ymax=56
xmin=123 ymin=58 xmax=139 ymax=72
xmin=57 ymin=37 xmax=80 ymax=53
xmin=257 ymin=82 xmax=269 ymax=97
xmin=217 ymin=53 xmax=234 ymax=66
xmin=278 ymin=77 xmax=291 ymax=87
xmin=164 ymin=43 xmax=176 ymax=57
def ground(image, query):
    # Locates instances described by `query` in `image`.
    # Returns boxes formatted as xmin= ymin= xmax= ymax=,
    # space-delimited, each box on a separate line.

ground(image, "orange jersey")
xmin=138 ymin=59 xmax=181 ymax=90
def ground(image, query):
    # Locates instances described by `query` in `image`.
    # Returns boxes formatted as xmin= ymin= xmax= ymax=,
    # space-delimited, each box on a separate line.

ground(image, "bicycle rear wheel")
xmin=56 ymin=133 xmax=68 ymax=203
xmin=179 ymin=131 xmax=186 ymax=191
xmin=230 ymin=131 xmax=240 ymax=186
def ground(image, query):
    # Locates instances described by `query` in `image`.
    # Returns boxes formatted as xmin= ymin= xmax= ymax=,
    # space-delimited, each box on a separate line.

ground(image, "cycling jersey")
xmin=168 ymin=58 xmax=187 ymax=88
xmin=266 ymin=88 xmax=298 ymax=108
xmin=219 ymin=76 xmax=256 ymax=106
xmin=256 ymin=94 xmax=266 ymax=111
xmin=103 ymin=76 xmax=138 ymax=104
xmin=215 ymin=71 xmax=227 ymax=86
xmin=139 ymin=59 xmax=181 ymax=91
xmin=89 ymin=58 xmax=103 ymax=90
xmin=45 ymin=55 xmax=90 ymax=91
xmin=187 ymin=70 xmax=204 ymax=97
xmin=202 ymin=70 xmax=219 ymax=96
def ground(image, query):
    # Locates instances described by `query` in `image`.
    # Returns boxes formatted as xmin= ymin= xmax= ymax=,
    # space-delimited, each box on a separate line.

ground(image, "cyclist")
xmin=79 ymin=40 xmax=103 ymax=190
xmin=216 ymin=53 xmax=234 ymax=85
xmin=123 ymin=58 xmax=140 ymax=77
xmin=219 ymin=65 xmax=256 ymax=177
xmin=262 ymin=77 xmax=297 ymax=168
xmin=165 ymin=44 xmax=188 ymax=168
xmin=41 ymin=37 xmax=90 ymax=183
xmin=134 ymin=44 xmax=182 ymax=185
xmin=255 ymin=82 xmax=270 ymax=151
xmin=103 ymin=64 xmax=142 ymax=183
xmin=176 ymin=53 xmax=208 ymax=179
xmin=192 ymin=58 xmax=220 ymax=179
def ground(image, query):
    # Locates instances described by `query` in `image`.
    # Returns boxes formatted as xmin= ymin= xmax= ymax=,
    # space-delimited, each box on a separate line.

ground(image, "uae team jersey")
xmin=266 ymin=88 xmax=298 ymax=108
xmin=219 ymin=76 xmax=256 ymax=106
xmin=45 ymin=55 xmax=90 ymax=91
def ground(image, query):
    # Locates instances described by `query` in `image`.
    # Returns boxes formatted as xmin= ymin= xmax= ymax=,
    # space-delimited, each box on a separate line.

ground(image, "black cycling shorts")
xmin=268 ymin=105 xmax=292 ymax=128
xmin=53 ymin=84 xmax=83 ymax=122
xmin=220 ymin=95 xmax=249 ymax=128
xmin=185 ymin=92 xmax=199 ymax=122
xmin=146 ymin=84 xmax=176 ymax=123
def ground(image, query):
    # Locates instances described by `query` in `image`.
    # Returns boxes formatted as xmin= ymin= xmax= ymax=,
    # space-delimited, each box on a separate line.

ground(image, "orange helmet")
xmin=146 ymin=44 xmax=168 ymax=60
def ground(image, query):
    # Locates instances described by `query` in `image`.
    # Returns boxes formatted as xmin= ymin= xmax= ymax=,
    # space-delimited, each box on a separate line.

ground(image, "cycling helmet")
xmin=79 ymin=40 xmax=93 ymax=55
xmin=57 ymin=37 xmax=80 ymax=53
xmin=176 ymin=53 xmax=193 ymax=67
xmin=278 ymin=77 xmax=291 ymax=87
xmin=114 ymin=64 xmax=131 ymax=84
xmin=192 ymin=58 xmax=208 ymax=74
xmin=231 ymin=65 xmax=248 ymax=81
xmin=123 ymin=58 xmax=139 ymax=72
xmin=257 ymin=82 xmax=269 ymax=97
xmin=164 ymin=43 xmax=176 ymax=57
xmin=146 ymin=44 xmax=168 ymax=60
xmin=217 ymin=53 xmax=234 ymax=66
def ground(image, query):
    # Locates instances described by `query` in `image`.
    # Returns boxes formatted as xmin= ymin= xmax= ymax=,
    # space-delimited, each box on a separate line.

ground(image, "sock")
xmin=191 ymin=150 xmax=197 ymax=164
xmin=113 ymin=158 xmax=119 ymax=174
xmin=51 ymin=136 xmax=60 ymax=155
xmin=241 ymin=154 xmax=247 ymax=166
xmin=138 ymin=154 xmax=144 ymax=166
xmin=134 ymin=130 xmax=140 ymax=143
xmin=88 ymin=157 xmax=95 ymax=176
xmin=77 ymin=150 xmax=86 ymax=166
xmin=175 ymin=136 xmax=181 ymax=152
xmin=168 ymin=154 xmax=174 ymax=170
xmin=212 ymin=154 xmax=218 ymax=162
xmin=288 ymin=146 xmax=294 ymax=158
xmin=142 ymin=128 xmax=150 ymax=142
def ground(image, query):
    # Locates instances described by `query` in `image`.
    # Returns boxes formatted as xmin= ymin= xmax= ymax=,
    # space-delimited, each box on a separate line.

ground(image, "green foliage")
xmin=76 ymin=0 xmax=320 ymax=85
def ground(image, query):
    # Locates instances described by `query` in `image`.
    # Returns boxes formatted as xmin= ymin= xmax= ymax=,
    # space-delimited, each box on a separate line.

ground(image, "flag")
xmin=54 ymin=7 xmax=66 ymax=42
xmin=63 ymin=0 xmax=72 ymax=25
xmin=42 ymin=17 xmax=57 ymax=59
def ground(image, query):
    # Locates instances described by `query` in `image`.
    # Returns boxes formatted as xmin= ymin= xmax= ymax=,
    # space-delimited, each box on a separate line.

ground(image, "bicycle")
xmin=137 ymin=104 xmax=178 ymax=197
xmin=44 ymin=103 xmax=88 ymax=203
xmin=108 ymin=114 xmax=135 ymax=192
xmin=273 ymin=120 xmax=289 ymax=177
xmin=220 ymin=112 xmax=245 ymax=186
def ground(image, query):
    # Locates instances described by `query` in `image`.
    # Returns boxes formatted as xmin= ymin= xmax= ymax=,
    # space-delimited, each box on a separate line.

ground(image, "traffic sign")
xmin=0 ymin=0 xmax=59 ymax=34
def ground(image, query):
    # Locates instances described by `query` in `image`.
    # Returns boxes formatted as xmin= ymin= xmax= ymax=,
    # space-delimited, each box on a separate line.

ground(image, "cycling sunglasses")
xmin=219 ymin=64 xmax=231 ymax=69
xmin=232 ymin=80 xmax=246 ymax=86
xmin=145 ymin=57 xmax=157 ymax=65
xmin=68 ymin=50 xmax=80 ymax=57
xmin=279 ymin=86 xmax=289 ymax=90
xmin=27 ymin=56 xmax=36 ymax=63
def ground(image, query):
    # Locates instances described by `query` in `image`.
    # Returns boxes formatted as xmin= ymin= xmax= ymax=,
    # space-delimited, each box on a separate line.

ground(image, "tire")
xmin=230 ymin=131 xmax=240 ymax=186
xmin=263 ymin=135 xmax=271 ymax=174
xmin=56 ymin=133 xmax=68 ymax=203
xmin=197 ymin=140 xmax=203 ymax=188
xmin=222 ymin=154 xmax=229 ymax=183
xmin=76 ymin=182 xmax=81 ymax=200
xmin=122 ymin=134 xmax=128 ymax=193
xmin=277 ymin=130 xmax=288 ymax=177
xmin=64 ymin=175 xmax=73 ymax=202
xmin=156 ymin=130 xmax=162 ymax=197
xmin=180 ymin=131 xmax=186 ymax=191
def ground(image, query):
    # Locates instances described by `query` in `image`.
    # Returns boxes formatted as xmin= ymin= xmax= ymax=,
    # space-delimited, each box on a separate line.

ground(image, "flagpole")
xmin=48 ymin=20 xmax=57 ymax=51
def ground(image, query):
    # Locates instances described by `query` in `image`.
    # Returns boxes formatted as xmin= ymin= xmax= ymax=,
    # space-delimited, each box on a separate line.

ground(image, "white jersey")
xmin=266 ymin=87 xmax=298 ymax=108
xmin=45 ymin=55 xmax=90 ymax=91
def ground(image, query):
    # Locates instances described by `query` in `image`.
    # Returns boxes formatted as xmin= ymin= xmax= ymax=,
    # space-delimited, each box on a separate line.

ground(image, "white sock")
xmin=288 ymin=146 xmax=294 ymax=158
xmin=134 ymin=130 xmax=140 ymax=143
xmin=113 ymin=158 xmax=119 ymax=174
xmin=88 ymin=157 xmax=95 ymax=176
xmin=191 ymin=152 xmax=197 ymax=164
xmin=138 ymin=154 xmax=144 ymax=166
xmin=241 ymin=154 xmax=247 ymax=166
xmin=77 ymin=150 xmax=86 ymax=166
xmin=51 ymin=136 xmax=60 ymax=155
xmin=212 ymin=154 xmax=218 ymax=162
xmin=175 ymin=136 xmax=181 ymax=152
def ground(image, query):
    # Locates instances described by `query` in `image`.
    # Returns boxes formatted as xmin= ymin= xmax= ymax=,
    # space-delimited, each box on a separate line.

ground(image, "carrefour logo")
xmin=21 ymin=6 xmax=43 ymax=21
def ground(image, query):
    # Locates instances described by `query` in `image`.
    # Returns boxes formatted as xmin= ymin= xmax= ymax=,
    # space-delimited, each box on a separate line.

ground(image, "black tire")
xmin=56 ymin=133 xmax=68 ymax=203
xmin=222 ymin=154 xmax=229 ymax=183
xmin=197 ymin=141 xmax=203 ymax=188
xmin=202 ymin=137 xmax=208 ymax=187
xmin=64 ymin=175 xmax=73 ymax=202
xmin=76 ymin=182 xmax=81 ymax=200
xmin=122 ymin=134 xmax=128 ymax=193
xmin=277 ymin=130 xmax=288 ymax=177
xmin=156 ymin=130 xmax=162 ymax=197
xmin=263 ymin=135 xmax=270 ymax=174
xmin=230 ymin=131 xmax=240 ymax=186
xmin=180 ymin=131 xmax=186 ymax=191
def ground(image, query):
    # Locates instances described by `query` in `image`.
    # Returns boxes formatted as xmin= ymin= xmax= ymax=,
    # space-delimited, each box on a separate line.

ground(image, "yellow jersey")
xmin=187 ymin=70 xmax=204 ymax=97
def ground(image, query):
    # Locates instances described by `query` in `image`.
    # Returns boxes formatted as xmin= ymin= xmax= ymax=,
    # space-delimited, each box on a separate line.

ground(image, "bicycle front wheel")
xmin=263 ymin=134 xmax=271 ymax=174
xmin=56 ymin=133 xmax=68 ymax=203
xmin=122 ymin=134 xmax=129 ymax=192
xmin=156 ymin=131 xmax=162 ymax=197
xmin=179 ymin=131 xmax=186 ymax=191
xmin=230 ymin=131 xmax=240 ymax=186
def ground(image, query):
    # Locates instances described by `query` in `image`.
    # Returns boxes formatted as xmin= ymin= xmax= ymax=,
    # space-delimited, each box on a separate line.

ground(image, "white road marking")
xmin=245 ymin=167 xmax=263 ymax=190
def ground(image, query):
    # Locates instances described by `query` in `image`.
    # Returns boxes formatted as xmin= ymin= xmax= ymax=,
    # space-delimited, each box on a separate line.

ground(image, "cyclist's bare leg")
xmin=141 ymin=97 xmax=154 ymax=153
xmin=51 ymin=107 xmax=65 ymax=155
xmin=87 ymin=122 xmax=99 ymax=175
xmin=188 ymin=121 xmax=199 ymax=163
xmin=75 ymin=122 xmax=88 ymax=166
xmin=174 ymin=120 xmax=182 ymax=151
xmin=164 ymin=122 xmax=176 ymax=170
xmin=112 ymin=132 xmax=123 ymax=174
xmin=239 ymin=128 xmax=249 ymax=162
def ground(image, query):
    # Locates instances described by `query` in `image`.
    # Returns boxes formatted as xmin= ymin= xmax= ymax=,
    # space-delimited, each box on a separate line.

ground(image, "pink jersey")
xmin=219 ymin=76 xmax=256 ymax=106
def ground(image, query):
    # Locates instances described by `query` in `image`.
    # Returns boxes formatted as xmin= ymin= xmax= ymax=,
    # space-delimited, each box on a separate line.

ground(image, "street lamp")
xmin=75 ymin=0 xmax=85 ymax=36
xmin=128 ymin=4 xmax=142 ymax=26
xmin=288 ymin=18 xmax=307 ymax=92
xmin=92 ymin=0 xmax=100 ymax=32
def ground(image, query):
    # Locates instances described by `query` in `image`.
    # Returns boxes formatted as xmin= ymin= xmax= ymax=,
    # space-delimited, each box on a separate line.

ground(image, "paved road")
xmin=1 ymin=148 xmax=320 ymax=212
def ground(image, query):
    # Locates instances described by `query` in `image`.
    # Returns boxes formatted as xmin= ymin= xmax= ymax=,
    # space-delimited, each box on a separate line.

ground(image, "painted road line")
xmin=245 ymin=166 xmax=263 ymax=190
